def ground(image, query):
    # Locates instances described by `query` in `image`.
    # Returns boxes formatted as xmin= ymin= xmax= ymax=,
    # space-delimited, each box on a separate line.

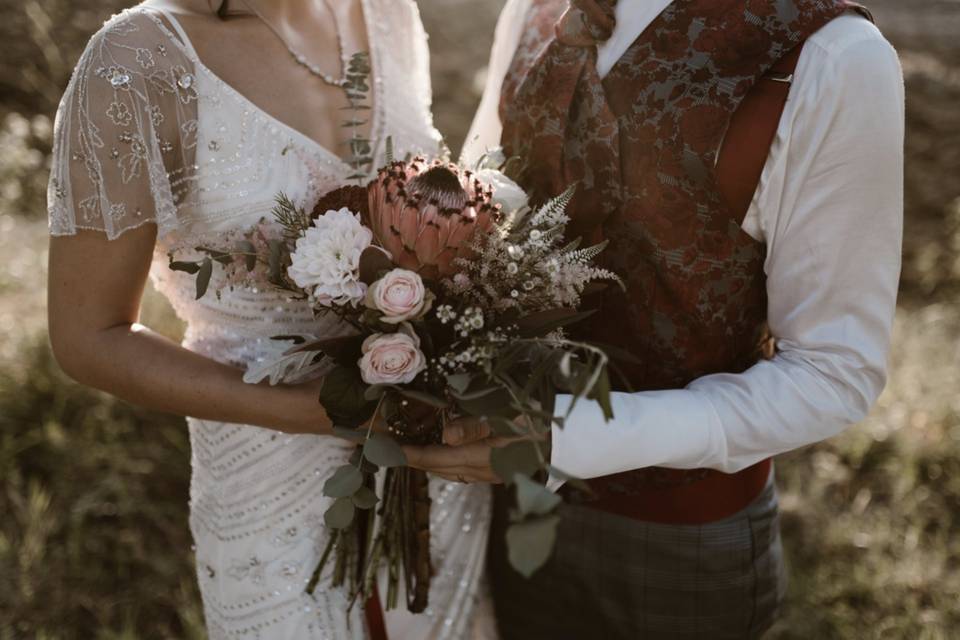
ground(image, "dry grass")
xmin=0 ymin=0 xmax=957 ymax=637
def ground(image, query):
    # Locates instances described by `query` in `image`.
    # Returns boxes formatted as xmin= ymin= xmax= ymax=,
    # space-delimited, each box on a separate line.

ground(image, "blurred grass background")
xmin=0 ymin=0 xmax=957 ymax=638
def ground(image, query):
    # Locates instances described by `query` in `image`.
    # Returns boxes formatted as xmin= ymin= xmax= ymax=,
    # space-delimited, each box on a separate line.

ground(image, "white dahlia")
xmin=288 ymin=207 xmax=372 ymax=307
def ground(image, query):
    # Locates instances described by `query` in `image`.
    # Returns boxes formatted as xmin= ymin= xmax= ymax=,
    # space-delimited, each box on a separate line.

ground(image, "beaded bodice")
xmin=48 ymin=1 xmax=443 ymax=367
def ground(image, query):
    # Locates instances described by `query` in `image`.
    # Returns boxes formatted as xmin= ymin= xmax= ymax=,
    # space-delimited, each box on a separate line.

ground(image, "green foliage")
xmin=322 ymin=465 xmax=364 ymax=499
xmin=505 ymin=515 xmax=561 ymax=580
xmin=323 ymin=497 xmax=356 ymax=530
xmin=362 ymin=433 xmax=406 ymax=468
xmin=490 ymin=441 xmax=541 ymax=483
xmin=271 ymin=193 xmax=312 ymax=242
xmin=318 ymin=365 xmax=375 ymax=427
xmin=0 ymin=339 xmax=203 ymax=639
xmin=342 ymin=52 xmax=374 ymax=181
xmin=513 ymin=474 xmax=561 ymax=517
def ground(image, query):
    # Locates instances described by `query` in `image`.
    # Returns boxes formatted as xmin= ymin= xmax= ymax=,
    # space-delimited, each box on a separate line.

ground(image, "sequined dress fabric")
xmin=47 ymin=3 xmax=492 ymax=638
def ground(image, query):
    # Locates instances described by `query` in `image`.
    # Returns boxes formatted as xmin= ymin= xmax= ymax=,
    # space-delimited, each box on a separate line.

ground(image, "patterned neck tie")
xmin=501 ymin=0 xmax=622 ymax=240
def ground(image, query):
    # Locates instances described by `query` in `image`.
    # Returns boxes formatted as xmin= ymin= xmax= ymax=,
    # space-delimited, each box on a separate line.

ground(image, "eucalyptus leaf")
xmin=319 ymin=366 xmax=374 ymax=426
xmin=363 ymin=433 xmax=406 ymax=468
xmin=505 ymin=515 xmax=561 ymax=578
xmin=324 ymin=497 xmax=356 ymax=529
xmin=445 ymin=373 xmax=473 ymax=394
xmin=589 ymin=367 xmax=614 ymax=422
xmin=195 ymin=257 xmax=213 ymax=300
xmin=349 ymin=447 xmax=380 ymax=475
xmin=352 ymin=486 xmax=379 ymax=510
xmin=169 ymin=260 xmax=201 ymax=274
xmin=514 ymin=474 xmax=562 ymax=517
xmin=491 ymin=440 xmax=541 ymax=483
xmin=322 ymin=465 xmax=364 ymax=498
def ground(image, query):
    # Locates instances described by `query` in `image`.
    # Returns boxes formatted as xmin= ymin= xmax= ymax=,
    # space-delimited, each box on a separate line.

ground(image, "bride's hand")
xmin=404 ymin=416 xmax=543 ymax=484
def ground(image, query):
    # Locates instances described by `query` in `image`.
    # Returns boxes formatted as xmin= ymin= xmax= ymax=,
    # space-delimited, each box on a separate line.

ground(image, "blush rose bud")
xmin=358 ymin=324 xmax=428 ymax=385
xmin=365 ymin=268 xmax=435 ymax=324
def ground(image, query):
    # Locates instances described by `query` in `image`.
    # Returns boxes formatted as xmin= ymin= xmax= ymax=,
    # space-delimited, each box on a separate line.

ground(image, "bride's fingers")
xmin=403 ymin=441 xmax=495 ymax=472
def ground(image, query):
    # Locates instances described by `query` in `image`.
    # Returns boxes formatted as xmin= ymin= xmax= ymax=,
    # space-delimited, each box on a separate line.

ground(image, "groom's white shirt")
xmin=464 ymin=0 xmax=905 ymax=479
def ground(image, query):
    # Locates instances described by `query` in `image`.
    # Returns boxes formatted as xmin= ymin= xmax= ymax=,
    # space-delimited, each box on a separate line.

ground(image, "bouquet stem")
xmin=379 ymin=466 xmax=432 ymax=613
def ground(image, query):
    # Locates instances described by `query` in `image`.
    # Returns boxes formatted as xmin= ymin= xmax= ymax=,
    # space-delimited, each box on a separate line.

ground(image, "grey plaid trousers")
xmin=487 ymin=473 xmax=787 ymax=639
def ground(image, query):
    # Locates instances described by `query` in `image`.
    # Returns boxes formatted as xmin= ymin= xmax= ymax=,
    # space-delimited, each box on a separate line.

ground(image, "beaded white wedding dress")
xmin=47 ymin=2 xmax=492 ymax=638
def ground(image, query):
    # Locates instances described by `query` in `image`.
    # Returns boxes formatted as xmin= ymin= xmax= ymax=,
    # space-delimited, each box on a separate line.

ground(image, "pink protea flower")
xmin=367 ymin=157 xmax=501 ymax=280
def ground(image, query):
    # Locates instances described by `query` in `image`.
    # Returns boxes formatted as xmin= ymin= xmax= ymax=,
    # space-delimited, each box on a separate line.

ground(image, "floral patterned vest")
xmin=500 ymin=0 xmax=870 ymax=519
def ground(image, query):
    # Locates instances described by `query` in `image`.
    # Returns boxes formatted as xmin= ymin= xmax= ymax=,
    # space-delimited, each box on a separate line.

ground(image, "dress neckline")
xmin=141 ymin=2 xmax=382 ymax=172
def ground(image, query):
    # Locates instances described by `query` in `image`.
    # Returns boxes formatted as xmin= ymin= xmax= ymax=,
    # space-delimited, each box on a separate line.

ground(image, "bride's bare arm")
xmin=48 ymin=226 xmax=333 ymax=435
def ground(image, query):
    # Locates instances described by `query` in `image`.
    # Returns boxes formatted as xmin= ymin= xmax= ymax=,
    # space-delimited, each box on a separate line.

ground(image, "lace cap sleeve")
xmin=47 ymin=10 xmax=196 ymax=240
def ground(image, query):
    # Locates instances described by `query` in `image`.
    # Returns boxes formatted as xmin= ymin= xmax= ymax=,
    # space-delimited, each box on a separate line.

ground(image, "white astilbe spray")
xmin=444 ymin=186 xmax=620 ymax=314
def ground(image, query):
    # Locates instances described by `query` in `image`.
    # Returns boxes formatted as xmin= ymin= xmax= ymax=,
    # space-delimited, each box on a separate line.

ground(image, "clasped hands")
xmin=401 ymin=416 xmax=528 ymax=484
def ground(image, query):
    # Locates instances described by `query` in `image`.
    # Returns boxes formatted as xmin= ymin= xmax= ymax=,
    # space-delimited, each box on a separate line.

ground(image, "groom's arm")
xmin=551 ymin=29 xmax=905 ymax=479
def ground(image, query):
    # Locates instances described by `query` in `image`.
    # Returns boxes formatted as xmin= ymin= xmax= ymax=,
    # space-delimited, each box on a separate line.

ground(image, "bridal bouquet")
xmin=169 ymin=148 xmax=619 ymax=612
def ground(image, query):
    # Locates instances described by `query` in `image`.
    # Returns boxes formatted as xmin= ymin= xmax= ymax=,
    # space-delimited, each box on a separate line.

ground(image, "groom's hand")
xmin=404 ymin=416 xmax=546 ymax=484
xmin=402 ymin=437 xmax=508 ymax=484
xmin=441 ymin=416 xmax=492 ymax=446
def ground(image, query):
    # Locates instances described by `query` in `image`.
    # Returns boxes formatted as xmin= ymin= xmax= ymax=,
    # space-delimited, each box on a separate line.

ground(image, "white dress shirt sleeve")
xmin=551 ymin=20 xmax=905 ymax=478
xmin=460 ymin=0 xmax=531 ymax=166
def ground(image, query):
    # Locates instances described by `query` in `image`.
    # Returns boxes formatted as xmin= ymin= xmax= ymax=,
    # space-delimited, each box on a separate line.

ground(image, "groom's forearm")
xmin=550 ymin=344 xmax=885 ymax=478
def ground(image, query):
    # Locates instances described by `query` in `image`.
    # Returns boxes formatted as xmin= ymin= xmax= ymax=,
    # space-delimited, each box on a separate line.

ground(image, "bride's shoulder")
xmin=60 ymin=3 xmax=197 ymax=112
xmin=68 ymin=4 xmax=192 ymax=73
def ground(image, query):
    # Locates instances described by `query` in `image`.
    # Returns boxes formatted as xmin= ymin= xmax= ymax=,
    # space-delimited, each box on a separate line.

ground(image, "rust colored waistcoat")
xmin=499 ymin=0 xmax=868 ymax=523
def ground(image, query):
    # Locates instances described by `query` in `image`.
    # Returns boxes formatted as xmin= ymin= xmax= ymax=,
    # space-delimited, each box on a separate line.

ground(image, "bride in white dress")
xmin=45 ymin=1 xmax=492 ymax=637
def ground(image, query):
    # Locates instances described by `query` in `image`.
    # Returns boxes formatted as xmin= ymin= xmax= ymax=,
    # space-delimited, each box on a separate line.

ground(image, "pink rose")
xmin=365 ymin=268 xmax=434 ymax=324
xmin=358 ymin=324 xmax=427 ymax=385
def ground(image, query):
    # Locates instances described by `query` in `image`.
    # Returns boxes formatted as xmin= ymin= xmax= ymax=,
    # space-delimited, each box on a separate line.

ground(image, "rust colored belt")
xmin=563 ymin=459 xmax=772 ymax=525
